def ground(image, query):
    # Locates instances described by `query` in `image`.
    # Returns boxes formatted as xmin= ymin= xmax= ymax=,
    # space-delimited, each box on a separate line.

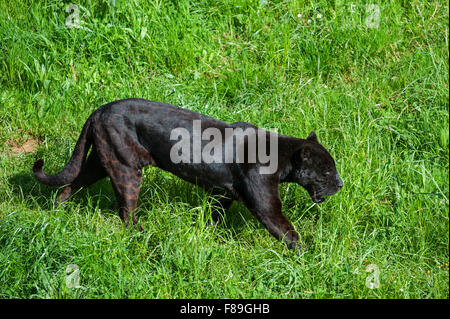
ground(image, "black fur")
xmin=33 ymin=98 xmax=342 ymax=249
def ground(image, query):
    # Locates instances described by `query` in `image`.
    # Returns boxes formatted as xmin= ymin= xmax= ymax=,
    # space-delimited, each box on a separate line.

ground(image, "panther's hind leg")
xmin=105 ymin=163 xmax=143 ymax=230
xmin=57 ymin=150 xmax=107 ymax=204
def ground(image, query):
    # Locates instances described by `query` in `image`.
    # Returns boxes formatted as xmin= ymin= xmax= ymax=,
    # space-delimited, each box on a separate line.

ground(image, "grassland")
xmin=0 ymin=0 xmax=448 ymax=298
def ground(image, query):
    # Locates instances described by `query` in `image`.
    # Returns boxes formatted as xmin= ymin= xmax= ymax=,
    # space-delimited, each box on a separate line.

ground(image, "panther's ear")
xmin=307 ymin=131 xmax=318 ymax=142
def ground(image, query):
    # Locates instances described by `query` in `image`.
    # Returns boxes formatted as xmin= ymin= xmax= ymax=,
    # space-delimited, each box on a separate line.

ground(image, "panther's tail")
xmin=33 ymin=119 xmax=92 ymax=187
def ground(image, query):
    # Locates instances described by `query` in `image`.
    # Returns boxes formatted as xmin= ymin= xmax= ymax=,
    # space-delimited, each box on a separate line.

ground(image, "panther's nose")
xmin=336 ymin=176 xmax=343 ymax=189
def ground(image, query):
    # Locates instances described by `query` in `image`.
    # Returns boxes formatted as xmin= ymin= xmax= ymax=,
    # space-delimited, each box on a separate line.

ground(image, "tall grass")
xmin=0 ymin=0 xmax=448 ymax=298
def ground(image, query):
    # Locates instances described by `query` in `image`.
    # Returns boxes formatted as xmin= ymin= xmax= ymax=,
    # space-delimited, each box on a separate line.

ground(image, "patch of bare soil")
xmin=7 ymin=138 xmax=40 ymax=156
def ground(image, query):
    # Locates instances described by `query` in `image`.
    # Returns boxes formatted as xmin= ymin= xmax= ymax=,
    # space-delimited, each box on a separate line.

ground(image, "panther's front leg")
xmin=239 ymin=173 xmax=302 ymax=250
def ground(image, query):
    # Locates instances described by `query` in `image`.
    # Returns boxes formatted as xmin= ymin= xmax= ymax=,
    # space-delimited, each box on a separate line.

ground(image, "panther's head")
xmin=291 ymin=132 xmax=343 ymax=204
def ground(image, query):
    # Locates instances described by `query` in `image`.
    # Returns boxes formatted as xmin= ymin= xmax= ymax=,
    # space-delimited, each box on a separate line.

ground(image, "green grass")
xmin=0 ymin=0 xmax=448 ymax=298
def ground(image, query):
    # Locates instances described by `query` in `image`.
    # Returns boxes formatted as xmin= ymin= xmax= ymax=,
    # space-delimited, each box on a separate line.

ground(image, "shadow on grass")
xmin=7 ymin=170 xmax=114 ymax=211
xmin=7 ymin=169 xmax=252 ymax=239
xmin=8 ymin=167 xmax=322 ymax=249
